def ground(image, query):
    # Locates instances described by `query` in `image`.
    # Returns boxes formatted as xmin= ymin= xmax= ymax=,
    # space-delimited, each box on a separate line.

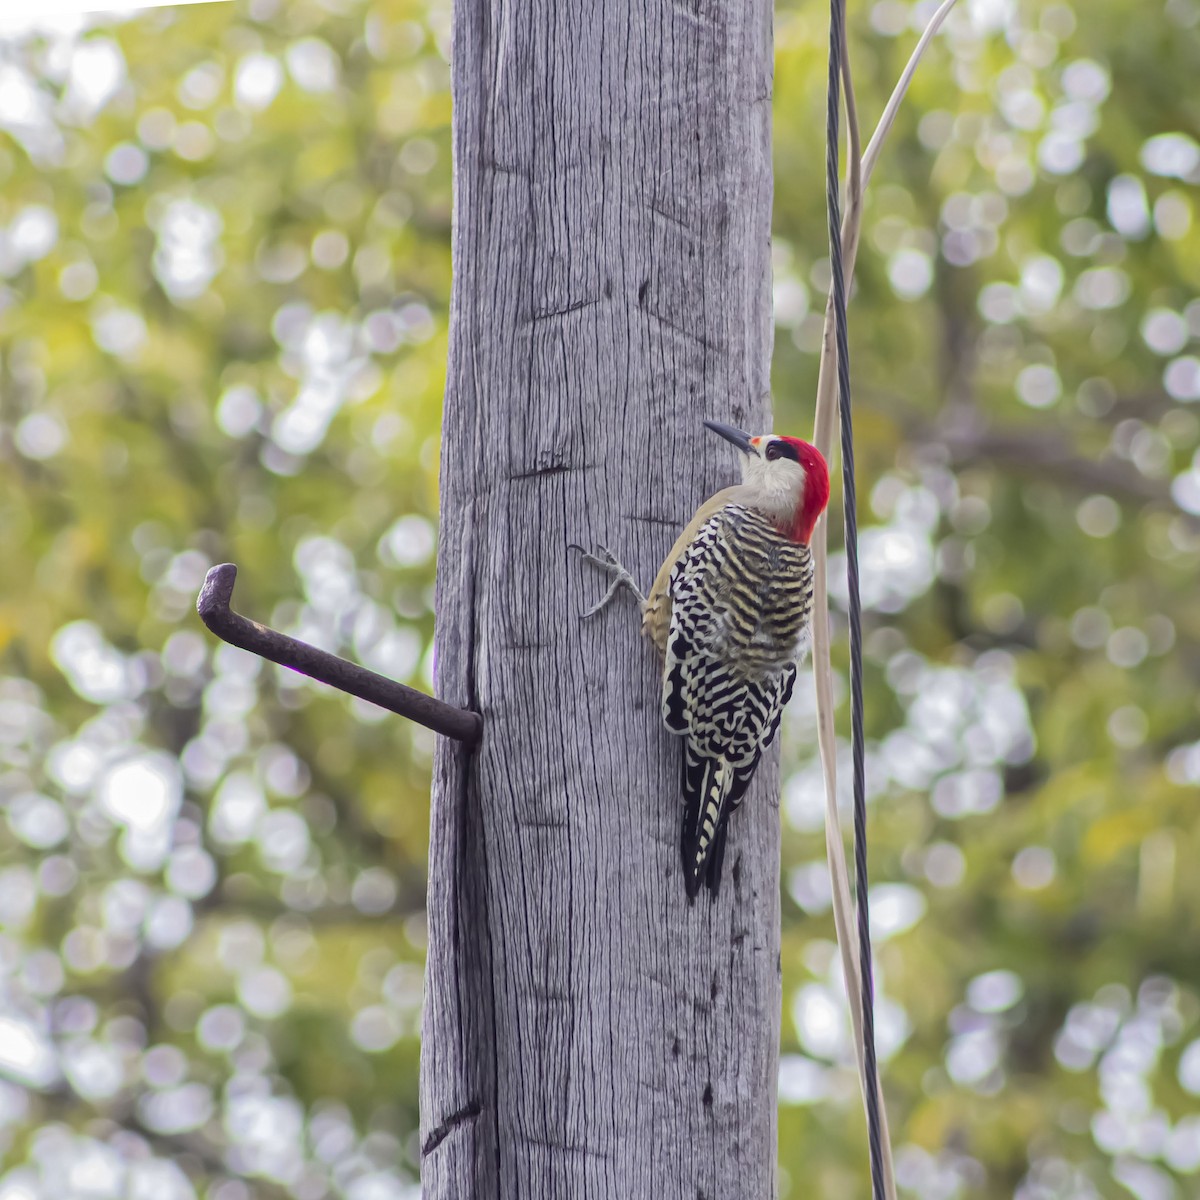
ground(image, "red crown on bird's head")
xmin=775 ymin=436 xmax=830 ymax=545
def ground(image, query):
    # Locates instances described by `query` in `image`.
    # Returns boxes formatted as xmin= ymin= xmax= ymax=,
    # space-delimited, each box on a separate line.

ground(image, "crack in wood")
xmin=510 ymin=463 xmax=573 ymax=481
xmin=531 ymin=296 xmax=602 ymax=322
xmin=422 ymin=1098 xmax=483 ymax=1157
xmin=641 ymin=304 xmax=717 ymax=352
xmin=648 ymin=200 xmax=697 ymax=232
xmin=624 ymin=512 xmax=678 ymax=528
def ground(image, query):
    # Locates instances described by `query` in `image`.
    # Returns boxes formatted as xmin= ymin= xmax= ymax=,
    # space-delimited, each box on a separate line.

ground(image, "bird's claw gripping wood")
xmin=574 ymin=544 xmax=648 ymax=618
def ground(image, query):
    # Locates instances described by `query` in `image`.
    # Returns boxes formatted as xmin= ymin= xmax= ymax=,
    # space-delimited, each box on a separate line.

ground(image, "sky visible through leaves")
xmin=1 ymin=1 xmax=1199 ymax=1198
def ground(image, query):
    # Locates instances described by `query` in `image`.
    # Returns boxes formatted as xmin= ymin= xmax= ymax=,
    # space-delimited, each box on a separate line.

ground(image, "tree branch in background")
xmin=934 ymin=425 xmax=1188 ymax=511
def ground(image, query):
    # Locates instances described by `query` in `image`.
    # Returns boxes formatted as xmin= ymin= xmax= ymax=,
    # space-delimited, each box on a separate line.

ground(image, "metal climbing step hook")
xmin=196 ymin=563 xmax=483 ymax=747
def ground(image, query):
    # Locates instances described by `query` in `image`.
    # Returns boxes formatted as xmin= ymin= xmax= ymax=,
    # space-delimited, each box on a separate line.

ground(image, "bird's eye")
xmin=767 ymin=440 xmax=801 ymax=464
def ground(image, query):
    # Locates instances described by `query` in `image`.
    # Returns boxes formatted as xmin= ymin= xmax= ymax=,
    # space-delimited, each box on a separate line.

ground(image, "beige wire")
xmin=806 ymin=3 xmax=961 ymax=1196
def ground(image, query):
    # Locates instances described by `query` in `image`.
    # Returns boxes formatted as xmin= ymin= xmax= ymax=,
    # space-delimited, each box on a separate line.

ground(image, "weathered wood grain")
xmin=423 ymin=1 xmax=778 ymax=1195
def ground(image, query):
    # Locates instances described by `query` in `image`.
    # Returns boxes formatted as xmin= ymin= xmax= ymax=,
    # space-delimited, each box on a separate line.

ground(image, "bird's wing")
xmin=661 ymin=503 xmax=803 ymax=895
xmin=642 ymin=487 xmax=744 ymax=659
xmin=725 ymin=660 xmax=796 ymax=810
xmin=661 ymin=503 xmax=743 ymax=737
xmin=676 ymin=656 xmax=795 ymax=897
xmin=661 ymin=504 xmax=791 ymax=754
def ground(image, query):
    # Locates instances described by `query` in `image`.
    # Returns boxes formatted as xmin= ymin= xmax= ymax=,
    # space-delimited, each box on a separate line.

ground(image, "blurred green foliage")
xmin=1 ymin=0 xmax=1199 ymax=1197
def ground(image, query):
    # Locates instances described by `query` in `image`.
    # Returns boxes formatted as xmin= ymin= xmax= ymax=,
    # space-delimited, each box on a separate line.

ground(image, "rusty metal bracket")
xmin=196 ymin=563 xmax=482 ymax=747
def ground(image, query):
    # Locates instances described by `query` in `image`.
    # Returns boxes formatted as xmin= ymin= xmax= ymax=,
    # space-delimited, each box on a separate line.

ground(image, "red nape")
xmin=781 ymin=437 xmax=831 ymax=544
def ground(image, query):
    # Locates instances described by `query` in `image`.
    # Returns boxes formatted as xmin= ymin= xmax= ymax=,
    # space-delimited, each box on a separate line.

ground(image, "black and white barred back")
xmin=661 ymin=503 xmax=815 ymax=898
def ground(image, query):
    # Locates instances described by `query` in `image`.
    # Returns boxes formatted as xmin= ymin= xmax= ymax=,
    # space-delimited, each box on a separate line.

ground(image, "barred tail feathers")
xmin=705 ymin=818 xmax=730 ymax=897
xmin=681 ymin=746 xmax=734 ymax=899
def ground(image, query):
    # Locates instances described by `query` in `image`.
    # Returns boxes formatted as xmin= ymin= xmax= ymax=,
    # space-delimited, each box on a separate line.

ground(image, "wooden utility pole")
xmin=423 ymin=2 xmax=779 ymax=1196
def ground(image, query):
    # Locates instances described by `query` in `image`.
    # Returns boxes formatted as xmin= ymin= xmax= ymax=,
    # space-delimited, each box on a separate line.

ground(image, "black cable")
xmin=824 ymin=3 xmax=885 ymax=1198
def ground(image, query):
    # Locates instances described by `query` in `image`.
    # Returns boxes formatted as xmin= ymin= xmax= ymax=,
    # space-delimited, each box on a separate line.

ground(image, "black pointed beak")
xmin=703 ymin=420 xmax=754 ymax=454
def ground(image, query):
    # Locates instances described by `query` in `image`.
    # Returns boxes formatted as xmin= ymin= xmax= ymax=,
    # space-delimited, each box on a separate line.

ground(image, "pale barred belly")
xmin=705 ymin=556 xmax=811 ymax=672
xmin=643 ymin=500 xmax=816 ymax=673
xmin=697 ymin=513 xmax=814 ymax=679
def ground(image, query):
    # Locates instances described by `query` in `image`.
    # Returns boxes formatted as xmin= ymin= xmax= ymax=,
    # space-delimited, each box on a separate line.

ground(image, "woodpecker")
xmin=582 ymin=420 xmax=830 ymax=899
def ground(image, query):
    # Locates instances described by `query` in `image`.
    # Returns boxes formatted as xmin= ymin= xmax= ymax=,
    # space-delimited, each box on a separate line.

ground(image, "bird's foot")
xmin=570 ymin=544 xmax=647 ymax=618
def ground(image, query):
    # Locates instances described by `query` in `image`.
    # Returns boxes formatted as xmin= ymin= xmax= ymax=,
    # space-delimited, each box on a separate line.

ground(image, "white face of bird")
xmin=704 ymin=420 xmax=831 ymax=543
xmin=739 ymin=438 xmax=809 ymax=522
xmin=703 ymin=420 xmax=807 ymax=523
